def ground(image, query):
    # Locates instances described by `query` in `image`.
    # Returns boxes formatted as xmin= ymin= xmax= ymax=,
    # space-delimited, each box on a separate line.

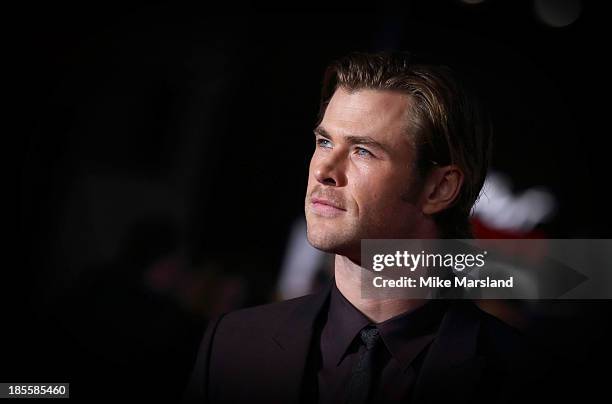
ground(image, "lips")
xmin=311 ymin=197 xmax=346 ymax=211
xmin=310 ymin=196 xmax=346 ymax=217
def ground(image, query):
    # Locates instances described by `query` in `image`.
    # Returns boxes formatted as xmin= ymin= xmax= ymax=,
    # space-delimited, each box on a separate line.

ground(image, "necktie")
xmin=346 ymin=326 xmax=382 ymax=404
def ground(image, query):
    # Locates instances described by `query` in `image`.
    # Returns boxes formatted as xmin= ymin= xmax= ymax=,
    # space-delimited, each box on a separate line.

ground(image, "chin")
xmin=306 ymin=225 xmax=359 ymax=258
xmin=305 ymin=227 xmax=336 ymax=252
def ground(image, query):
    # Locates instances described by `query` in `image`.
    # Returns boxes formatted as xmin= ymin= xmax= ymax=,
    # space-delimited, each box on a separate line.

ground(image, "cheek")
xmin=350 ymin=165 xmax=396 ymax=200
xmin=349 ymin=172 xmax=387 ymax=212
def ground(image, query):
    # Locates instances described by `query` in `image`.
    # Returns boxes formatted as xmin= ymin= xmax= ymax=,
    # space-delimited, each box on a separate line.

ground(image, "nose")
xmin=312 ymin=150 xmax=347 ymax=187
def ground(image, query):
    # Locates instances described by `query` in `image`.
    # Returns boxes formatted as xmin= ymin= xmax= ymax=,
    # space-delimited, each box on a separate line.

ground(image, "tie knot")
xmin=359 ymin=326 xmax=380 ymax=350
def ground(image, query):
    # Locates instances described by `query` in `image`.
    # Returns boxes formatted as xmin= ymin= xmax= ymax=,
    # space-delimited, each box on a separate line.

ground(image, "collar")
xmin=325 ymin=282 xmax=448 ymax=371
xmin=325 ymin=281 xmax=372 ymax=366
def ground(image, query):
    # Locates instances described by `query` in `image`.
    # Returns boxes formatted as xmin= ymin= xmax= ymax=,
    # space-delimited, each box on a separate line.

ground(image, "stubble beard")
xmin=305 ymin=211 xmax=362 ymax=260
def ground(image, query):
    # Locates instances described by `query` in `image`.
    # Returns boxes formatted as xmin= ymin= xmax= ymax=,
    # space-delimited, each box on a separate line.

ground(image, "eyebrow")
xmin=313 ymin=126 xmax=390 ymax=154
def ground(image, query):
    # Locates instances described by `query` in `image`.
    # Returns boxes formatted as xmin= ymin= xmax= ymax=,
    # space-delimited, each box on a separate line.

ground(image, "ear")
xmin=421 ymin=165 xmax=464 ymax=215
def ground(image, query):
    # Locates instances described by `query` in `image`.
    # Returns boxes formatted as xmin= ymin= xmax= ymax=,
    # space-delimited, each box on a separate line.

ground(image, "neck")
xmin=334 ymin=254 xmax=427 ymax=323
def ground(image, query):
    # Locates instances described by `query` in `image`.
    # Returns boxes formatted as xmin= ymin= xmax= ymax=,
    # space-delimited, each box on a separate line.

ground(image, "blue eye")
xmin=317 ymin=138 xmax=333 ymax=148
xmin=355 ymin=147 xmax=372 ymax=157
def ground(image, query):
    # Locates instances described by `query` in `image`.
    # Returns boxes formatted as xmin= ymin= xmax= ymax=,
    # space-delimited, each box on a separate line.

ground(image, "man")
xmin=183 ymin=52 xmax=555 ymax=404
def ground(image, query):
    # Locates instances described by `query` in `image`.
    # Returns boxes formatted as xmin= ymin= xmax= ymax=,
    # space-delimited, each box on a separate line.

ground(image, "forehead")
xmin=321 ymin=87 xmax=413 ymax=142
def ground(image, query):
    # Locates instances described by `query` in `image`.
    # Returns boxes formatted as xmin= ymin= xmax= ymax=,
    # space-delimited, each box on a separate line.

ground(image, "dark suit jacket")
xmin=183 ymin=282 xmax=560 ymax=404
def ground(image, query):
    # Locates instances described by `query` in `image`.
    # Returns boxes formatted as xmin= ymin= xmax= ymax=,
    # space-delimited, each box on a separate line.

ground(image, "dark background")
xmin=9 ymin=1 xmax=612 ymax=402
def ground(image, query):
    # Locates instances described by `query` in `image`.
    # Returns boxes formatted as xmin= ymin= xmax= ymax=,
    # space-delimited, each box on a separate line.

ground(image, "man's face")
xmin=305 ymin=87 xmax=426 ymax=261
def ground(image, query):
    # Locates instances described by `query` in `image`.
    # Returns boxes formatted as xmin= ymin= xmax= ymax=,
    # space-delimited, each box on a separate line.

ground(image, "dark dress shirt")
xmin=304 ymin=283 xmax=449 ymax=404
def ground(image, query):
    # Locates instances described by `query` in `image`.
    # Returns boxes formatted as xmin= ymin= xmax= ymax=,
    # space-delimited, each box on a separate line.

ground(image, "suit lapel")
xmin=269 ymin=282 xmax=332 ymax=403
xmin=412 ymin=301 xmax=484 ymax=404
xmin=260 ymin=288 xmax=485 ymax=403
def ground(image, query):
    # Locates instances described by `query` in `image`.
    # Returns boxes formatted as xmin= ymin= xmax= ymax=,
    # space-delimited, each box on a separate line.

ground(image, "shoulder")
xmin=441 ymin=300 xmax=544 ymax=364
xmin=467 ymin=302 xmax=531 ymax=353
xmin=463 ymin=301 xmax=560 ymax=374
xmin=450 ymin=301 xmax=524 ymax=338
xmin=213 ymin=291 xmax=324 ymax=338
